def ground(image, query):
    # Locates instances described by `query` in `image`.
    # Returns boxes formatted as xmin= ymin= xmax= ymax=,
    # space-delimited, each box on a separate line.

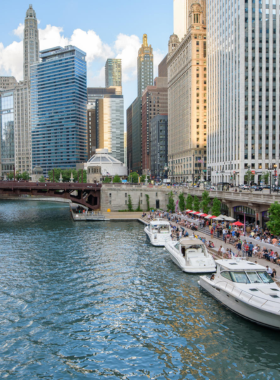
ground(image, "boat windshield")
xmin=230 ymin=272 xmax=250 ymax=284
xmin=246 ymin=271 xmax=262 ymax=284
xmin=257 ymin=271 xmax=274 ymax=284
xmin=151 ymin=224 xmax=170 ymax=233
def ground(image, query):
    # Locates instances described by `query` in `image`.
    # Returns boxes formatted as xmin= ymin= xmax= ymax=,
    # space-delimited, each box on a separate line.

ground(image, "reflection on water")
xmin=0 ymin=200 xmax=279 ymax=379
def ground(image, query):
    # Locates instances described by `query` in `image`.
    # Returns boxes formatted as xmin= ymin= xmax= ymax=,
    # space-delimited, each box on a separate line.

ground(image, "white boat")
xmin=165 ymin=237 xmax=216 ymax=273
xmin=199 ymin=259 xmax=280 ymax=330
xmin=144 ymin=219 xmax=172 ymax=247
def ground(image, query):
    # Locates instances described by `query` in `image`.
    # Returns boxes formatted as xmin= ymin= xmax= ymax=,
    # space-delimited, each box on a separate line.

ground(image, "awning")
xmin=191 ymin=211 xmax=200 ymax=215
xmin=232 ymin=221 xmax=244 ymax=226
xmin=205 ymin=215 xmax=217 ymax=219
xmin=196 ymin=212 xmax=204 ymax=216
xmin=201 ymin=213 xmax=208 ymax=217
xmin=187 ymin=210 xmax=193 ymax=213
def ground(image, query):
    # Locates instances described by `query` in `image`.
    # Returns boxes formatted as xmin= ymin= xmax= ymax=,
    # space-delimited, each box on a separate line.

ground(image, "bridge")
xmin=0 ymin=181 xmax=101 ymax=210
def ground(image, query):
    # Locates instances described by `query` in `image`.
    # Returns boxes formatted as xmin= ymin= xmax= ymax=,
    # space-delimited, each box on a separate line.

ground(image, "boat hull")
xmin=144 ymin=227 xmax=172 ymax=247
xmin=199 ymin=277 xmax=280 ymax=330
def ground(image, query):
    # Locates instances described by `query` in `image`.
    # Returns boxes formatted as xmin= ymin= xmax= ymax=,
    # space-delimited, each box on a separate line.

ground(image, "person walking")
xmin=248 ymin=242 xmax=254 ymax=257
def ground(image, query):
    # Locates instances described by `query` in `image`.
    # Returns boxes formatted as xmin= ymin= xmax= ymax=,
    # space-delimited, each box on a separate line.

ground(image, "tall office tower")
xmin=87 ymin=108 xmax=96 ymax=159
xmin=23 ymin=4 xmax=39 ymax=81
xmin=142 ymin=56 xmax=168 ymax=175
xmin=31 ymin=46 xmax=87 ymax=175
xmin=105 ymin=59 xmax=122 ymax=94
xmin=167 ymin=0 xmax=207 ymax=183
xmin=124 ymin=132 xmax=127 ymax=167
xmin=207 ymin=0 xmax=280 ymax=186
xmin=150 ymin=114 xmax=168 ymax=179
xmin=0 ymin=89 xmax=15 ymax=177
xmin=137 ymin=34 xmax=154 ymax=97
xmin=126 ymin=103 xmax=133 ymax=172
xmin=0 ymin=77 xmax=17 ymax=91
xmin=173 ymin=0 xmax=191 ymax=41
xmin=132 ymin=97 xmax=142 ymax=172
xmin=97 ymin=94 xmax=125 ymax=163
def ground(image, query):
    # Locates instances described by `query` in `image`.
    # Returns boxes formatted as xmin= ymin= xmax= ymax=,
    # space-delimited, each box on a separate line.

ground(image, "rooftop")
xmin=216 ymin=260 xmax=266 ymax=271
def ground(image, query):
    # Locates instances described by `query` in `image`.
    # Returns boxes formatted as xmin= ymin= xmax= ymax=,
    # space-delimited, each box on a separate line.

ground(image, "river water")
xmin=0 ymin=200 xmax=279 ymax=379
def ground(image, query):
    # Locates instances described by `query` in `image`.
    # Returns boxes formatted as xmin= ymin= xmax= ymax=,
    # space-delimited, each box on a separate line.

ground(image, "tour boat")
xmin=165 ymin=237 xmax=216 ymax=273
xmin=144 ymin=219 xmax=172 ymax=247
xmin=199 ymin=260 xmax=280 ymax=330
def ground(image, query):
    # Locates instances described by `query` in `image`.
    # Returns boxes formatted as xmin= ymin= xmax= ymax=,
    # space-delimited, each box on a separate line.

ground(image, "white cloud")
xmin=0 ymin=23 xmax=166 ymax=90
xmin=153 ymin=50 xmax=165 ymax=78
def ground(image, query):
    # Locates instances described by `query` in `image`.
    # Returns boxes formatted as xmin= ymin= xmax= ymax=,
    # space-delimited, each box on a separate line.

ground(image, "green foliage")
xmin=39 ymin=176 xmax=45 ymax=183
xmin=261 ymin=172 xmax=270 ymax=185
xmin=113 ymin=175 xmax=121 ymax=183
xmin=136 ymin=197 xmax=142 ymax=212
xmin=131 ymin=172 xmax=139 ymax=183
xmin=48 ymin=168 xmax=87 ymax=183
xmin=127 ymin=194 xmax=133 ymax=212
xmin=178 ymin=192 xmax=186 ymax=211
xmin=211 ymin=198 xmax=221 ymax=217
xmin=140 ymin=175 xmax=146 ymax=183
xmin=103 ymin=177 xmax=111 ymax=183
xmin=200 ymin=191 xmax=211 ymax=214
xmin=7 ymin=172 xmax=14 ymax=180
xmin=244 ymin=170 xmax=254 ymax=184
xmin=186 ymin=194 xmax=193 ymax=210
xmin=193 ymin=196 xmax=200 ymax=212
xmin=21 ymin=171 xmax=30 ymax=180
xmin=145 ymin=194 xmax=150 ymax=211
xmin=266 ymin=202 xmax=280 ymax=236
xmin=166 ymin=191 xmax=175 ymax=213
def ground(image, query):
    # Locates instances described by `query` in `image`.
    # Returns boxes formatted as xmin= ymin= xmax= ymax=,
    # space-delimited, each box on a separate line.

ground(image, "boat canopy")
xmin=180 ymin=238 xmax=205 ymax=246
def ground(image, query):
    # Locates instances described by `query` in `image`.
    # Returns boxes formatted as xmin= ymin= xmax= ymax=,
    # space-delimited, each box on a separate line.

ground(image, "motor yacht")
xmin=165 ymin=237 xmax=216 ymax=273
xmin=199 ymin=260 xmax=280 ymax=330
xmin=144 ymin=219 xmax=172 ymax=247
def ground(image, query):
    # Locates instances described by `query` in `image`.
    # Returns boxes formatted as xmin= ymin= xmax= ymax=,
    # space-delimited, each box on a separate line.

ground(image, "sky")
xmin=0 ymin=0 xmax=173 ymax=117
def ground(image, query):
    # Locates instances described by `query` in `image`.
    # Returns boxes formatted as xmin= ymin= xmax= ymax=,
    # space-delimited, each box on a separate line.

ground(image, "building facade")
xmin=0 ymin=90 xmax=15 ymax=177
xmin=0 ymin=77 xmax=17 ymax=91
xmin=97 ymin=94 xmax=124 ymax=163
xmin=137 ymin=34 xmax=154 ymax=98
xmin=150 ymin=114 xmax=168 ymax=180
xmin=207 ymin=0 xmax=280 ymax=186
xmin=87 ymin=108 xmax=96 ymax=159
xmin=142 ymin=58 xmax=168 ymax=175
xmin=132 ymin=97 xmax=142 ymax=173
xmin=31 ymin=46 xmax=87 ymax=175
xmin=105 ymin=59 xmax=122 ymax=92
xmin=126 ymin=103 xmax=133 ymax=172
xmin=23 ymin=5 xmax=39 ymax=81
xmin=167 ymin=0 xmax=207 ymax=183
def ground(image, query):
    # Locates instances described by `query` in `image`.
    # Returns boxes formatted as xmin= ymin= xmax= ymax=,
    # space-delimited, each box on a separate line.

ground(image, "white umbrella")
xmin=224 ymin=216 xmax=236 ymax=222
xmin=215 ymin=216 xmax=225 ymax=221
xmin=205 ymin=215 xmax=212 ymax=219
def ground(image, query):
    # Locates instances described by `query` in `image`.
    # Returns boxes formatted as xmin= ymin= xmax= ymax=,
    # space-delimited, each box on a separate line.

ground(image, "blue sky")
xmin=0 ymin=0 xmax=173 ymax=114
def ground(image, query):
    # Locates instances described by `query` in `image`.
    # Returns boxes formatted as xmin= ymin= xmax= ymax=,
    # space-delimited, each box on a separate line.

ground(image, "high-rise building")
xmin=0 ymin=89 xmax=15 ymax=177
xmin=142 ymin=57 xmax=168 ymax=175
xmin=167 ymin=0 xmax=207 ymax=183
xmin=87 ymin=87 xmax=116 ymax=159
xmin=31 ymin=46 xmax=87 ymax=175
xmin=23 ymin=4 xmax=39 ymax=81
xmin=132 ymin=97 xmax=142 ymax=172
xmin=173 ymin=0 xmax=193 ymax=41
xmin=150 ymin=114 xmax=168 ymax=180
xmin=207 ymin=0 xmax=280 ymax=186
xmin=137 ymin=34 xmax=154 ymax=97
xmin=0 ymin=77 xmax=17 ymax=91
xmin=105 ymin=59 xmax=122 ymax=93
xmin=126 ymin=103 xmax=133 ymax=172
xmin=97 ymin=94 xmax=124 ymax=163
xmin=124 ymin=131 xmax=127 ymax=167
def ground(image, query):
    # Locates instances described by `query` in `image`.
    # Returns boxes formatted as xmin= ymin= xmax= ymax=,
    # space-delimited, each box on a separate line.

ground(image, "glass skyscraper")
xmin=30 ymin=46 xmax=87 ymax=175
xmin=0 ymin=90 xmax=15 ymax=176
xmin=105 ymin=59 xmax=122 ymax=89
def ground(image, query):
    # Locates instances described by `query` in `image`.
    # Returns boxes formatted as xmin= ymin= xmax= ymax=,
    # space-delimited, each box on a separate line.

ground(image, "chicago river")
xmin=0 ymin=201 xmax=279 ymax=379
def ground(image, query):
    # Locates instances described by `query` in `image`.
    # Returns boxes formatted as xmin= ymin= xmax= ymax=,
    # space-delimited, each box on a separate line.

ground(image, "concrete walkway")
xmin=104 ymin=212 xmax=143 ymax=220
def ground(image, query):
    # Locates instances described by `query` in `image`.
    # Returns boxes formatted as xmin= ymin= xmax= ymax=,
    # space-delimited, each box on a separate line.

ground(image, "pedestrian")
xmin=248 ymin=242 xmax=254 ymax=257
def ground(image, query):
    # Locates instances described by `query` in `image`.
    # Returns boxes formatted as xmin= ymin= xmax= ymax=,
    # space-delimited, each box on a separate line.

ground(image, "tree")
xmin=21 ymin=171 xmax=30 ymax=181
xmin=39 ymin=176 xmax=45 ymax=183
xmin=244 ymin=169 xmax=254 ymax=184
xmin=127 ymin=194 xmax=133 ymax=211
xmin=166 ymin=191 xmax=175 ymax=213
xmin=140 ymin=175 xmax=146 ymax=183
xmin=131 ymin=172 xmax=139 ymax=183
xmin=266 ymin=202 xmax=280 ymax=236
xmin=7 ymin=172 xmax=14 ymax=180
xmin=193 ymin=196 xmax=200 ymax=211
xmin=113 ymin=175 xmax=121 ymax=183
xmin=261 ymin=172 xmax=270 ymax=185
xmin=103 ymin=177 xmax=111 ymax=183
xmin=211 ymin=198 xmax=221 ymax=216
xmin=200 ymin=191 xmax=211 ymax=214
xmin=47 ymin=168 xmax=87 ymax=183
xmin=136 ymin=197 xmax=142 ymax=212
xmin=186 ymin=194 xmax=193 ymax=210
xmin=178 ymin=192 xmax=186 ymax=211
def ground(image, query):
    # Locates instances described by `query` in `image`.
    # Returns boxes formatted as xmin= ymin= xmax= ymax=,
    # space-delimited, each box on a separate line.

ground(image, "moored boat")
xmin=144 ymin=219 xmax=172 ymax=247
xmin=199 ymin=259 xmax=280 ymax=330
xmin=165 ymin=237 xmax=216 ymax=273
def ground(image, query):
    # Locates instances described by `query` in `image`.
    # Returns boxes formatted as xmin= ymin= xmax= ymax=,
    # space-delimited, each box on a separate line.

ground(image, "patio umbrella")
xmin=192 ymin=211 xmax=200 ymax=215
xmin=187 ymin=210 xmax=193 ymax=213
xmin=204 ymin=215 xmax=212 ymax=219
xmin=209 ymin=215 xmax=217 ymax=219
xmin=197 ymin=213 xmax=204 ymax=216
xmin=215 ymin=216 xmax=225 ymax=221
xmin=232 ymin=221 xmax=244 ymax=226
xmin=201 ymin=213 xmax=208 ymax=217
xmin=224 ymin=216 xmax=236 ymax=222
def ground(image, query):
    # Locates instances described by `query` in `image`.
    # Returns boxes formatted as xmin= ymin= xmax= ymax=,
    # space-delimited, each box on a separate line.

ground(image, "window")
xmin=125 ymin=193 xmax=127 ymax=197
xmin=246 ymin=272 xmax=262 ymax=284
xmin=221 ymin=272 xmax=232 ymax=281
xmin=194 ymin=14 xmax=200 ymax=23
xmin=230 ymin=272 xmax=250 ymax=284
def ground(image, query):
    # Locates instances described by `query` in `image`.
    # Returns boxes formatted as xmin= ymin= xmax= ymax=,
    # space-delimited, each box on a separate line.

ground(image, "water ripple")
xmin=0 ymin=201 xmax=279 ymax=379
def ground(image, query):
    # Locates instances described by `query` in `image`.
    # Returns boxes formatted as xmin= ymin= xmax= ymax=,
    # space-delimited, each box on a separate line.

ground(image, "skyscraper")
xmin=0 ymin=89 xmax=15 ymax=177
xmin=31 ymin=46 xmax=87 ymax=175
xmin=137 ymin=34 xmax=154 ymax=97
xmin=105 ymin=59 xmax=122 ymax=94
xmin=207 ymin=0 xmax=280 ymax=186
xmin=23 ymin=5 xmax=39 ymax=81
xmin=167 ymin=0 xmax=207 ymax=183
